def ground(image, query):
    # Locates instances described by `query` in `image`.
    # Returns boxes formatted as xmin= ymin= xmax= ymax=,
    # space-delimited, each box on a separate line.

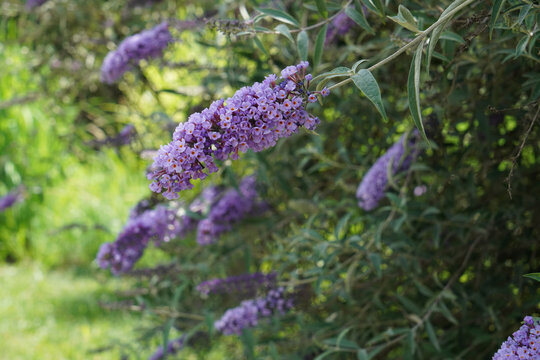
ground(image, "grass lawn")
xmin=0 ymin=262 xmax=152 ymax=360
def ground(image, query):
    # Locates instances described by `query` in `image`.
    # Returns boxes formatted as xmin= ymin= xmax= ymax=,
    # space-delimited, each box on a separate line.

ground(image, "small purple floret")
xmin=492 ymin=316 xmax=540 ymax=359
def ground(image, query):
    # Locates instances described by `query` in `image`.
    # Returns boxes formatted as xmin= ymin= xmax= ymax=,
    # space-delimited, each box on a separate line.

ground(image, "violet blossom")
xmin=101 ymin=22 xmax=172 ymax=84
xmin=196 ymin=175 xmax=265 ymax=245
xmin=148 ymin=62 xmax=329 ymax=200
xmin=356 ymin=132 xmax=418 ymax=211
xmin=214 ymin=287 xmax=293 ymax=335
xmin=196 ymin=272 xmax=276 ymax=297
xmin=148 ymin=336 xmax=185 ymax=360
xmin=492 ymin=316 xmax=540 ymax=360
xmin=0 ymin=188 xmax=23 ymax=212
xmin=96 ymin=205 xmax=183 ymax=274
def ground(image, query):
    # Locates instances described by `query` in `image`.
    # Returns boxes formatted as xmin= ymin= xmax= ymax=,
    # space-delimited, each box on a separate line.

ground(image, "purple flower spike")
xmin=492 ymin=316 xmax=540 ymax=359
xmin=101 ymin=22 xmax=172 ymax=84
xmin=196 ymin=272 xmax=277 ymax=297
xmin=26 ymin=0 xmax=48 ymax=9
xmin=148 ymin=63 xmax=327 ymax=199
xmin=195 ymin=176 xmax=266 ymax=245
xmin=0 ymin=188 xmax=23 ymax=212
xmin=96 ymin=205 xmax=183 ymax=274
xmin=148 ymin=336 xmax=185 ymax=360
xmin=356 ymin=132 xmax=418 ymax=211
xmin=214 ymin=287 xmax=293 ymax=335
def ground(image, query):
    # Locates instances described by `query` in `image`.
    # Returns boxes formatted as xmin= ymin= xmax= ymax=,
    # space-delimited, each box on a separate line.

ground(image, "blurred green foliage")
xmin=1 ymin=0 xmax=539 ymax=359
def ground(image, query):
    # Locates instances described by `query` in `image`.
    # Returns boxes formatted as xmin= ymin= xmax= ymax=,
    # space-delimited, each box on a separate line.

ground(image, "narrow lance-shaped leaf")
xmin=257 ymin=8 xmax=300 ymax=27
xmin=407 ymin=39 xmax=429 ymax=143
xmin=425 ymin=320 xmax=441 ymax=351
xmin=351 ymin=69 xmax=388 ymax=121
xmin=314 ymin=25 xmax=328 ymax=69
xmin=489 ymin=0 xmax=507 ymax=38
xmin=275 ymin=24 xmax=294 ymax=43
xmin=345 ymin=6 xmax=374 ymax=34
xmin=253 ymin=36 xmax=269 ymax=56
xmin=297 ymin=30 xmax=309 ymax=61
xmin=426 ymin=0 xmax=466 ymax=74
xmin=524 ymin=273 xmax=540 ymax=282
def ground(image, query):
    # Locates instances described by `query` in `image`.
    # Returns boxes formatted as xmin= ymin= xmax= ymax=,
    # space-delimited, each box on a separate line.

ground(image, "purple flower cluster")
xmin=196 ymin=272 xmax=277 ymax=297
xmin=0 ymin=189 xmax=23 ymax=212
xmin=325 ymin=11 xmax=357 ymax=44
xmin=101 ymin=22 xmax=172 ymax=84
xmin=148 ymin=62 xmax=329 ymax=199
xmin=493 ymin=316 xmax=540 ymax=359
xmin=214 ymin=287 xmax=293 ymax=335
xmin=96 ymin=205 xmax=183 ymax=274
xmin=26 ymin=0 xmax=48 ymax=9
xmin=196 ymin=175 xmax=265 ymax=245
xmin=356 ymin=132 xmax=418 ymax=211
xmin=148 ymin=336 xmax=185 ymax=360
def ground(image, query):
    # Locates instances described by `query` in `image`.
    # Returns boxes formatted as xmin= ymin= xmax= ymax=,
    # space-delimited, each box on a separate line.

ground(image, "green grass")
xmin=0 ymin=263 xmax=153 ymax=360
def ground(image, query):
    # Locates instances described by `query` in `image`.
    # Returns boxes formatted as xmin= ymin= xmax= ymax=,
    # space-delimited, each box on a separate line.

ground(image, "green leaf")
xmin=351 ymin=69 xmax=388 ymax=121
xmin=489 ymin=0 xmax=507 ymax=38
xmin=257 ymin=8 xmax=300 ymax=27
xmin=345 ymin=6 xmax=374 ymax=34
xmin=440 ymin=31 xmax=466 ymax=44
xmin=240 ymin=328 xmax=255 ymax=360
xmin=426 ymin=0 xmax=464 ymax=74
xmin=275 ymin=24 xmax=294 ymax=43
xmin=360 ymin=0 xmax=384 ymax=16
xmin=253 ymin=36 xmax=269 ymax=56
xmin=406 ymin=330 xmax=416 ymax=355
xmin=388 ymin=5 xmax=419 ymax=33
xmin=312 ymin=66 xmax=351 ymax=82
xmin=515 ymin=4 xmax=532 ymax=26
xmin=407 ymin=40 xmax=429 ymax=143
xmin=352 ymin=59 xmax=368 ymax=72
xmin=315 ymin=0 xmax=328 ymax=18
xmin=314 ymin=24 xmax=328 ymax=69
xmin=524 ymin=273 xmax=540 ymax=282
xmin=322 ymin=337 xmax=359 ymax=350
xmin=357 ymin=349 xmax=369 ymax=360
xmin=425 ymin=320 xmax=441 ymax=351
xmin=297 ymin=30 xmax=309 ymax=61
xmin=515 ymin=35 xmax=530 ymax=57
xmin=397 ymin=294 xmax=421 ymax=314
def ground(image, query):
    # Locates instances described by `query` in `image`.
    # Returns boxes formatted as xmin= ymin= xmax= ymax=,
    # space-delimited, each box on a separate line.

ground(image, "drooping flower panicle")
xmin=148 ymin=62 xmax=329 ymax=200
xmin=196 ymin=272 xmax=277 ymax=297
xmin=96 ymin=205 xmax=183 ymax=274
xmin=492 ymin=316 xmax=540 ymax=359
xmin=196 ymin=175 xmax=265 ymax=245
xmin=356 ymin=132 xmax=418 ymax=211
xmin=214 ymin=287 xmax=293 ymax=335
xmin=101 ymin=22 xmax=172 ymax=84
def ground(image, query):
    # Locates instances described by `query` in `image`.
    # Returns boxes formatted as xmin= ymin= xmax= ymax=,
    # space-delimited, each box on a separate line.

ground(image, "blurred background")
xmin=0 ymin=0 xmax=539 ymax=359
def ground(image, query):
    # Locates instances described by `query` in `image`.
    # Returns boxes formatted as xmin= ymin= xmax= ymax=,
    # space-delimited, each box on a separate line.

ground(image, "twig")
xmin=0 ymin=93 xmax=40 ymax=110
xmin=329 ymin=0 xmax=477 ymax=90
xmin=505 ymin=105 xmax=540 ymax=199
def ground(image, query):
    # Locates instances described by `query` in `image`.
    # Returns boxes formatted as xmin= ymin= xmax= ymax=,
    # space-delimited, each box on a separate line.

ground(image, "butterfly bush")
xmin=356 ymin=132 xmax=418 ymax=211
xmin=26 ymin=0 xmax=48 ymax=9
xmin=492 ymin=316 xmax=540 ymax=359
xmin=148 ymin=62 xmax=329 ymax=200
xmin=214 ymin=287 xmax=293 ymax=335
xmin=96 ymin=205 xmax=183 ymax=274
xmin=325 ymin=11 xmax=357 ymax=44
xmin=196 ymin=272 xmax=277 ymax=297
xmin=196 ymin=175 xmax=266 ymax=245
xmin=0 ymin=189 xmax=23 ymax=212
xmin=101 ymin=22 xmax=172 ymax=84
xmin=148 ymin=336 xmax=185 ymax=360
